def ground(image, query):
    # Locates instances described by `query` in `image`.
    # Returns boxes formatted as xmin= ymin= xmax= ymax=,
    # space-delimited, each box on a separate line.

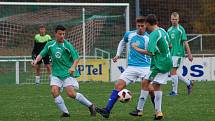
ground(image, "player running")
xmin=32 ymin=25 xmax=96 ymax=117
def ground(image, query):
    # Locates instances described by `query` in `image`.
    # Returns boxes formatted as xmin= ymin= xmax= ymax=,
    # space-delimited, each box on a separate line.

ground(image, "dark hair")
xmin=136 ymin=16 xmax=145 ymax=23
xmin=145 ymin=14 xmax=158 ymax=25
xmin=55 ymin=25 xmax=66 ymax=33
xmin=39 ymin=24 xmax=45 ymax=28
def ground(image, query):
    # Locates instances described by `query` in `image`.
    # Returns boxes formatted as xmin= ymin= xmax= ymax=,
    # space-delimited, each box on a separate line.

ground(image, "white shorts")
xmin=50 ymin=76 xmax=79 ymax=90
xmin=119 ymin=66 xmax=150 ymax=85
xmin=172 ymin=56 xmax=185 ymax=68
xmin=145 ymin=71 xmax=169 ymax=85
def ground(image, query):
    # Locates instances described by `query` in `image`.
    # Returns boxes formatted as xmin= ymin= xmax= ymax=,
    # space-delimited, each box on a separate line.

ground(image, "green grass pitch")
xmin=0 ymin=81 xmax=214 ymax=121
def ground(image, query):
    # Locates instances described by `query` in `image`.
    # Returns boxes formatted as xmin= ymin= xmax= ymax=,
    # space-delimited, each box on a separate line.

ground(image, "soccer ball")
xmin=118 ymin=89 xmax=132 ymax=103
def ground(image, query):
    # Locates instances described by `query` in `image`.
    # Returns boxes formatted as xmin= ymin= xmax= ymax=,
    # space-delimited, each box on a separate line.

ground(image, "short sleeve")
xmin=39 ymin=42 xmax=49 ymax=57
xmin=67 ymin=42 xmax=79 ymax=60
xmin=181 ymin=26 xmax=187 ymax=42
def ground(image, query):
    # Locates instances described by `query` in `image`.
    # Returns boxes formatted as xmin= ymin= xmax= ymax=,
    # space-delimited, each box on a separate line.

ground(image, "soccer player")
xmin=31 ymin=25 xmax=96 ymax=117
xmin=132 ymin=14 xmax=173 ymax=120
xmin=32 ymin=25 xmax=52 ymax=85
xmin=167 ymin=12 xmax=193 ymax=96
xmin=96 ymin=16 xmax=153 ymax=118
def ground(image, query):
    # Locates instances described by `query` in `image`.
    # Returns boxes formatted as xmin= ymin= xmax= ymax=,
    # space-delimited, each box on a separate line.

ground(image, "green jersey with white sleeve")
xmin=147 ymin=28 xmax=172 ymax=73
xmin=167 ymin=24 xmax=187 ymax=57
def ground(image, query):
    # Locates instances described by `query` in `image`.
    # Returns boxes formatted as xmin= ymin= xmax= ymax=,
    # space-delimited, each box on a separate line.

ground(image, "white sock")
xmin=75 ymin=93 xmax=92 ymax=107
xmin=154 ymin=91 xmax=162 ymax=113
xmin=55 ymin=95 xmax=69 ymax=114
xmin=35 ymin=76 xmax=40 ymax=84
xmin=137 ymin=90 xmax=149 ymax=111
xmin=171 ymin=75 xmax=178 ymax=93
xmin=178 ymin=74 xmax=190 ymax=86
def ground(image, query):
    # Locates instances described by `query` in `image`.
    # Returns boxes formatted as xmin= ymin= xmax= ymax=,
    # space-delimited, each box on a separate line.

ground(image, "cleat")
xmin=95 ymin=107 xmax=110 ymax=118
xmin=60 ymin=112 xmax=70 ymax=117
xmin=129 ymin=109 xmax=143 ymax=116
xmin=88 ymin=104 xmax=96 ymax=116
xmin=168 ymin=91 xmax=177 ymax=96
xmin=187 ymin=80 xmax=194 ymax=95
xmin=154 ymin=112 xmax=163 ymax=120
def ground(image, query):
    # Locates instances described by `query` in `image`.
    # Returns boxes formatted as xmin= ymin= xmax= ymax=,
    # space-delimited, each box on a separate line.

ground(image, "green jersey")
xmin=39 ymin=40 xmax=80 ymax=79
xmin=167 ymin=24 xmax=187 ymax=57
xmin=147 ymin=28 xmax=173 ymax=73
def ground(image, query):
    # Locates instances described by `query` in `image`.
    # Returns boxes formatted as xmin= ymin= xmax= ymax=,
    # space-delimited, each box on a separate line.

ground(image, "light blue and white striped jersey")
xmin=123 ymin=30 xmax=151 ymax=67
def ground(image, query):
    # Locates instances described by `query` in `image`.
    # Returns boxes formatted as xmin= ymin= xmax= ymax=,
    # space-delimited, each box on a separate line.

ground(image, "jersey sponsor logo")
xmin=55 ymin=52 xmax=62 ymax=58
xmin=171 ymin=33 xmax=175 ymax=39
xmin=55 ymin=48 xmax=62 ymax=58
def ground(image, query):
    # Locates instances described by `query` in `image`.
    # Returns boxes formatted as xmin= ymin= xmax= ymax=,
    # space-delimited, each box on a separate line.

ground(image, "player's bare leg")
xmin=65 ymin=86 xmax=96 ymax=116
xmin=35 ymin=64 xmax=41 ymax=85
xmin=45 ymin=64 xmax=52 ymax=85
xmin=45 ymin=64 xmax=51 ymax=75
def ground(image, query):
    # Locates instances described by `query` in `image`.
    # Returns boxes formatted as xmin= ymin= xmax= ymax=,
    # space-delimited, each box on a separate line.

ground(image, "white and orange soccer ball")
xmin=118 ymin=89 xmax=132 ymax=103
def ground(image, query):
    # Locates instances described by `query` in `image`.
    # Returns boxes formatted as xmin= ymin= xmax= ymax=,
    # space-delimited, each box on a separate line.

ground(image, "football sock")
xmin=35 ymin=76 xmax=40 ymax=84
xmin=137 ymin=90 xmax=149 ymax=111
xmin=171 ymin=75 xmax=178 ymax=93
xmin=150 ymin=93 xmax=155 ymax=108
xmin=178 ymin=74 xmax=190 ymax=86
xmin=154 ymin=91 xmax=162 ymax=113
xmin=55 ymin=95 xmax=69 ymax=114
xmin=75 ymin=93 xmax=92 ymax=107
xmin=105 ymin=90 xmax=119 ymax=113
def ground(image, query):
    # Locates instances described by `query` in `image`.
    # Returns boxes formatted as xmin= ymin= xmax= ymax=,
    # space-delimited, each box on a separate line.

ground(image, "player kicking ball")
xmin=96 ymin=16 xmax=154 ymax=118
xmin=32 ymin=25 xmax=96 ymax=117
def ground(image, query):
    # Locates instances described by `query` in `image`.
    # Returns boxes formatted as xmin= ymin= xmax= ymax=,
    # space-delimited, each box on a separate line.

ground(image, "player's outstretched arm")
xmin=31 ymin=55 xmax=42 ymax=66
xmin=131 ymin=43 xmax=150 ymax=55
xmin=112 ymin=39 xmax=126 ymax=63
xmin=184 ymin=41 xmax=193 ymax=62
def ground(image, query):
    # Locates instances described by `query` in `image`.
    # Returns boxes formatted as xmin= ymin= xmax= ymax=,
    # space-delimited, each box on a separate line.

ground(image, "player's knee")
xmin=141 ymin=80 xmax=150 ymax=90
xmin=152 ymin=84 xmax=161 ymax=91
xmin=51 ymin=87 xmax=60 ymax=98
xmin=148 ymin=84 xmax=154 ymax=92
xmin=115 ymin=80 xmax=126 ymax=91
xmin=66 ymin=88 xmax=76 ymax=98
xmin=66 ymin=90 xmax=76 ymax=98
